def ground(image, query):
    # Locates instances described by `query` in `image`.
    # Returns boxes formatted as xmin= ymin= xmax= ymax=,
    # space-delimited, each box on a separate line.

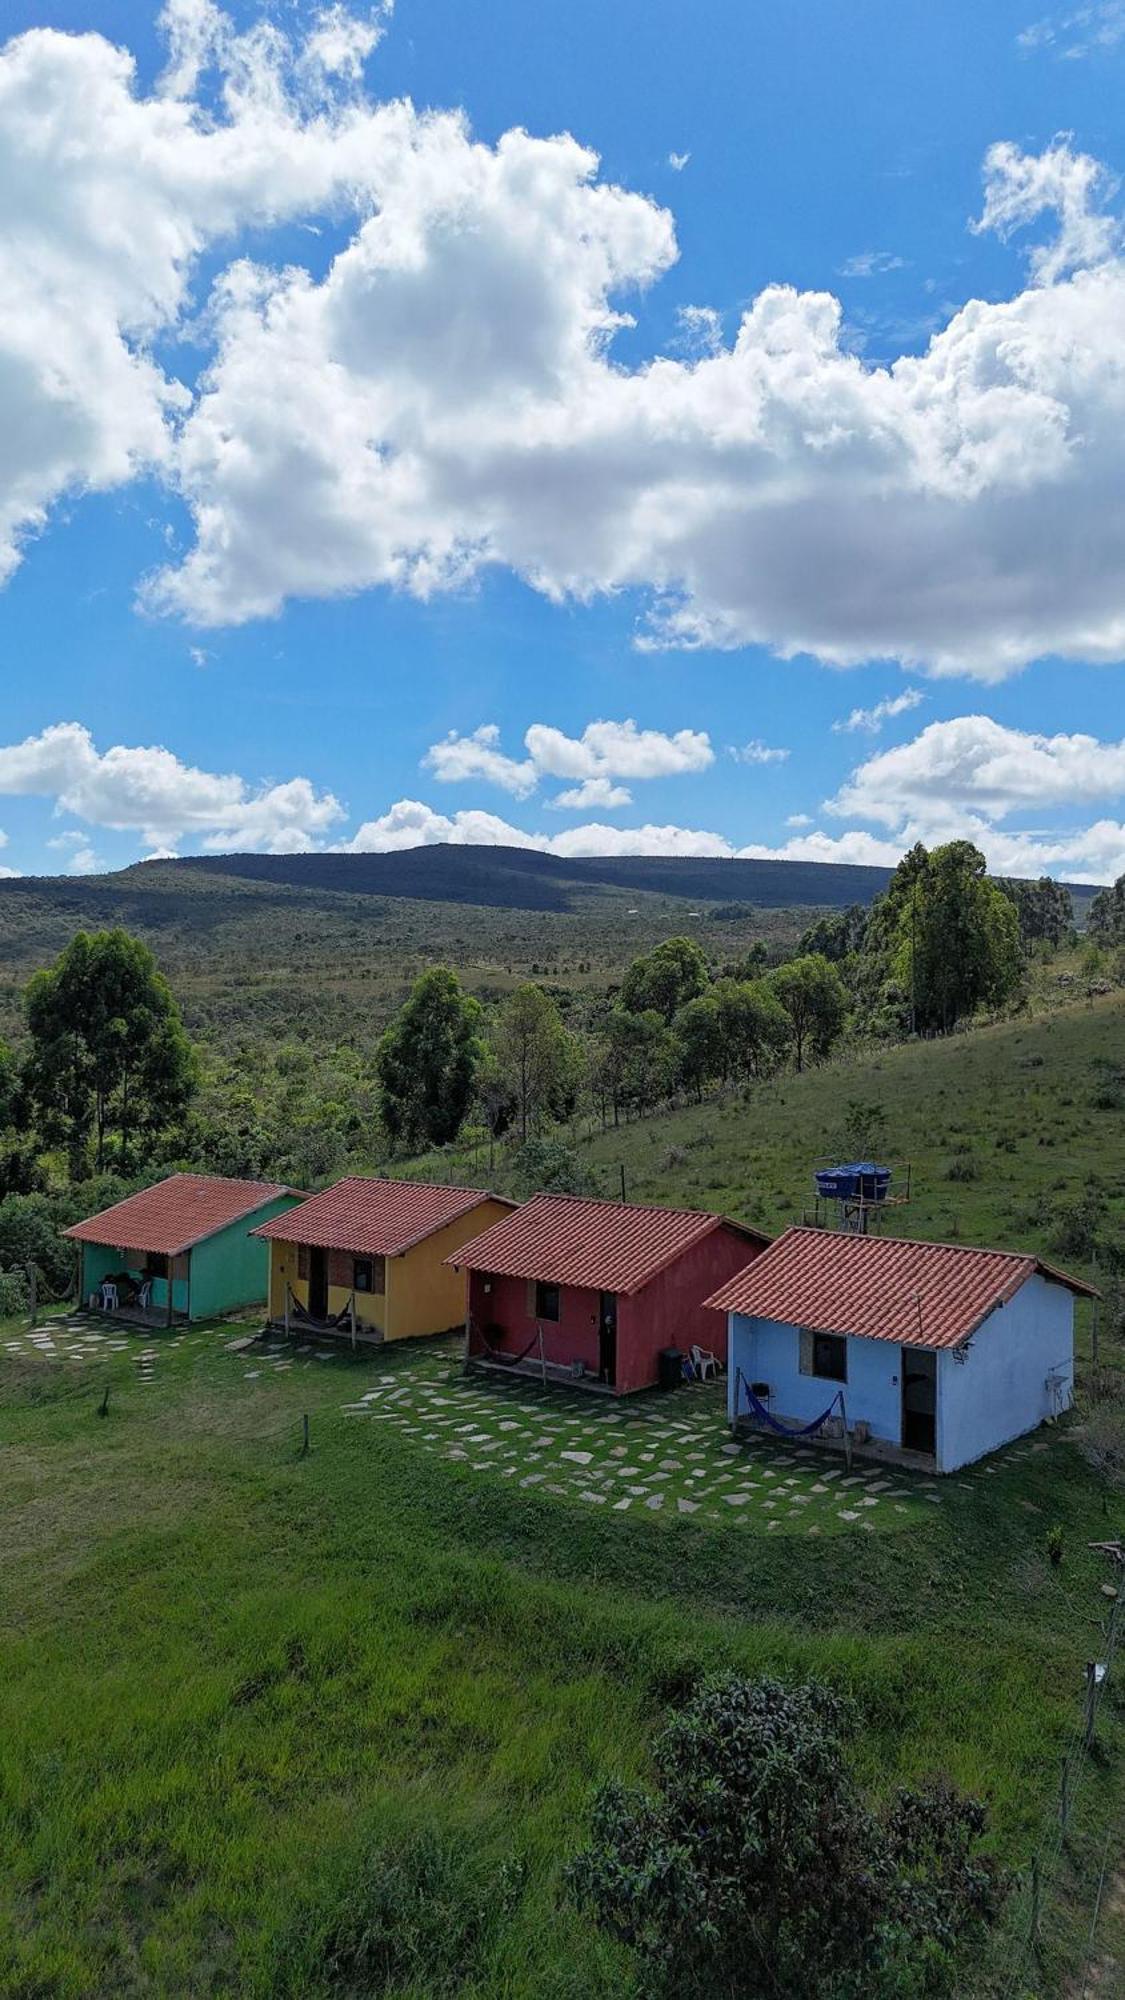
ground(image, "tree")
xmin=492 ymin=984 xmax=577 ymax=1142
xmin=376 ymin=967 xmax=481 ymax=1151
xmin=672 ymin=993 xmax=725 ymax=1099
xmin=620 ymin=937 xmax=709 ymax=1023
xmin=24 ymin=930 xmax=197 ymax=1175
xmin=797 ymin=903 xmax=868 ymax=963
xmin=569 ymin=1674 xmax=1002 ymax=2000
xmin=593 ymin=1007 xmax=676 ymax=1123
xmin=507 ymin=1136 xmax=592 ymax=1198
xmin=997 ymin=875 xmax=1073 ymax=949
xmin=1088 ymin=872 xmax=1125 ymax=946
xmin=857 ymin=842 xmax=1022 ymax=1037
xmin=770 ymin=953 xmax=848 ymax=1071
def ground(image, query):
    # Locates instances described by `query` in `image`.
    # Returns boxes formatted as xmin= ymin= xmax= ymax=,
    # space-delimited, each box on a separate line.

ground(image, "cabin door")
xmin=308 ymin=1246 xmax=329 ymax=1321
xmin=901 ymin=1348 xmax=936 ymax=1457
xmin=598 ymin=1292 xmax=618 ymax=1387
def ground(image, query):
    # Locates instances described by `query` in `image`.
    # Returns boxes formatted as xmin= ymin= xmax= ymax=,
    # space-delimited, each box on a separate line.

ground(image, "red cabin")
xmin=449 ymin=1192 xmax=769 ymax=1394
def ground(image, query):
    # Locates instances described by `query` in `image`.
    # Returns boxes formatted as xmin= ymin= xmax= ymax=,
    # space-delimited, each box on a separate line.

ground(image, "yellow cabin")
xmin=252 ymin=1177 xmax=514 ymax=1343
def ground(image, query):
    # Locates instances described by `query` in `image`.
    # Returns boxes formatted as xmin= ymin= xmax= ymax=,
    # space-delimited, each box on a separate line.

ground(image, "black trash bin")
xmin=658 ymin=1345 xmax=683 ymax=1391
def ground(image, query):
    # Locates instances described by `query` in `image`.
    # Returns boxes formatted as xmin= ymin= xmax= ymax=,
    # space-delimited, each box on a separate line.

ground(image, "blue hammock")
xmin=739 ymin=1377 xmax=843 ymax=1438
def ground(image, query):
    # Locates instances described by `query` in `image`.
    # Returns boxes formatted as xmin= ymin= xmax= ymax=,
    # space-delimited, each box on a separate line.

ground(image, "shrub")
xmin=568 ymin=1673 xmax=1003 ymax=2000
xmin=1045 ymin=1525 xmax=1064 ymax=1567
xmin=945 ymin=1149 xmax=979 ymax=1183
xmin=507 ymin=1136 xmax=592 ymax=1198
xmin=0 ymin=1267 xmax=29 ymax=1317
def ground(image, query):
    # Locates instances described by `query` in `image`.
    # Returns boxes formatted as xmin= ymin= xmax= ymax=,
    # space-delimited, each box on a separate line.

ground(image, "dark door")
xmin=901 ymin=1348 xmax=937 ymax=1456
xmin=598 ymin=1292 xmax=618 ymax=1386
xmin=308 ymin=1246 xmax=329 ymax=1321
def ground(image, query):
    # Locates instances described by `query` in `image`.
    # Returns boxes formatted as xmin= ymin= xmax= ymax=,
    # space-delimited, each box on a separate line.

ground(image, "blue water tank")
xmin=815 ymin=1161 xmax=891 ymax=1202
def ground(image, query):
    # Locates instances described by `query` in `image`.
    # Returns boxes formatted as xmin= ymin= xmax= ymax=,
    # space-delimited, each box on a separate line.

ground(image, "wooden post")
xmin=351 ymin=1294 xmax=357 ymax=1351
xmin=1060 ymin=1753 xmax=1071 ymax=1829
xmin=26 ymin=1261 xmax=36 ymax=1328
xmin=732 ymin=1366 xmax=742 ymax=1435
xmin=619 ymin=1163 xmax=627 ymax=1203
xmin=284 ymin=1283 xmax=290 ymax=1337
xmin=1029 ymin=1853 xmax=1041 ymax=1949
xmin=538 ymin=1324 xmax=547 ymax=1386
xmin=1083 ymin=1661 xmax=1098 ymax=1750
xmin=301 ymin=1412 xmax=309 ymax=1457
xmin=97 ymin=1383 xmax=110 ymax=1419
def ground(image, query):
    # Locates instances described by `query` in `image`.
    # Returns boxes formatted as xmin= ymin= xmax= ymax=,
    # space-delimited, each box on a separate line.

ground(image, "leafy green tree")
xmin=770 ymin=953 xmax=848 ymax=1071
xmin=376 ymin=967 xmax=481 ymax=1151
xmin=712 ymin=978 xmax=790 ymax=1081
xmin=672 ymin=992 xmax=725 ymax=1099
xmin=797 ymin=903 xmax=868 ymax=963
xmin=569 ymin=1674 xmax=1002 ymax=2000
xmin=620 ymin=936 xmax=709 ymax=1022
xmin=24 ymin=930 xmax=197 ymax=1174
xmin=1087 ymin=872 xmax=1125 ymax=945
xmin=593 ymin=1007 xmax=676 ymax=1123
xmin=0 ymin=1040 xmax=16 ymax=1131
xmin=998 ymin=875 xmax=1073 ymax=948
xmin=492 ymin=984 xmax=578 ymax=1142
xmin=897 ymin=843 xmax=1022 ymax=1034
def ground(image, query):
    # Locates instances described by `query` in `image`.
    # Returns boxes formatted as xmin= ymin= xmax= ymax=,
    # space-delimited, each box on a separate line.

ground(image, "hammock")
xmin=737 ymin=1373 xmax=844 ymax=1438
xmin=287 ymin=1287 xmax=357 ymax=1331
xmin=474 ymin=1322 xmax=545 ymax=1367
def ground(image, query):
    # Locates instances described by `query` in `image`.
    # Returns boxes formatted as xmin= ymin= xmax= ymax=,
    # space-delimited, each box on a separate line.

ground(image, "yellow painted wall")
xmin=387 ymin=1199 xmax=512 ymax=1341
xmin=266 ymin=1240 xmax=386 ymax=1336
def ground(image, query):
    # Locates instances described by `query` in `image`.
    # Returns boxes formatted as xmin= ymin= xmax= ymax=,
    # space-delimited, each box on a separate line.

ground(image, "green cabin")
xmin=64 ymin=1174 xmax=304 ymax=1325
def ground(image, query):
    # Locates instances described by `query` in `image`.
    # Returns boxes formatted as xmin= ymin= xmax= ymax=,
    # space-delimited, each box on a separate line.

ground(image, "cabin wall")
xmin=726 ymin=1313 xmax=904 ymax=1445
xmin=189 ymin=1194 xmax=302 ymax=1320
xmin=937 ymin=1275 xmax=1074 ymax=1472
xmin=80 ymin=1241 xmax=189 ymax=1315
xmin=615 ymin=1225 xmax=762 ymax=1393
xmin=467 ymin=1269 xmax=602 ymax=1375
xmin=392 ymin=1200 xmax=512 ymax=1341
xmin=268 ymin=1241 xmax=385 ymax=1333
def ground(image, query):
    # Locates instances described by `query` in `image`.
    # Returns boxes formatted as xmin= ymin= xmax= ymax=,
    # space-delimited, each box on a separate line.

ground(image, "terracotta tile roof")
xmin=64 ymin=1175 xmax=299 ymax=1257
xmin=447 ymin=1192 xmax=768 ymax=1296
xmin=705 ymin=1225 xmax=1097 ymax=1350
xmin=251 ymin=1178 xmax=507 ymax=1257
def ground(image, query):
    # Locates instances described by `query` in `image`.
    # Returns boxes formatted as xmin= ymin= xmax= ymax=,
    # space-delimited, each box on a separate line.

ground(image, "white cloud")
xmin=786 ymin=812 xmax=813 ymax=827
xmin=524 ymin=719 xmax=713 ymax=781
xmin=831 ymin=715 xmax=1125 ymax=825
xmin=972 ymin=137 xmax=1118 ymax=284
xmin=0 ymin=722 xmax=344 ymax=852
xmin=833 ymin=687 xmax=925 ymax=734
xmin=2 ymin=18 xmax=1125 ymax=680
xmin=338 ymin=798 xmax=735 ymax=857
xmin=668 ymin=150 xmax=691 ymax=172
xmin=729 ymin=739 xmax=789 ymax=765
xmin=303 ymin=5 xmax=389 ymax=81
xmin=837 ymin=251 xmax=907 ymax=278
xmin=424 ymin=717 xmax=713 ymax=810
xmin=1018 ymin=5 xmax=1125 ymax=58
xmin=548 ymin=777 xmax=633 ymax=809
xmin=672 ymin=304 xmax=723 ymax=358
xmin=423 ymin=725 xmax=536 ymax=797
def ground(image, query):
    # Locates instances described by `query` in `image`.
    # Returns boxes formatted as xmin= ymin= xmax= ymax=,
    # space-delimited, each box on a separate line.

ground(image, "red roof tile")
xmin=447 ymin=1192 xmax=768 ymax=1296
xmin=705 ymin=1225 xmax=1097 ymax=1350
xmin=251 ymin=1178 xmax=507 ymax=1257
xmin=64 ymin=1175 xmax=298 ymax=1257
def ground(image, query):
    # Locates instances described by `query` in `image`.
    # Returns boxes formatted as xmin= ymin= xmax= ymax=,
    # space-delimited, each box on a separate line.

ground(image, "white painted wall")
xmin=937 ymin=1273 xmax=1074 ymax=1473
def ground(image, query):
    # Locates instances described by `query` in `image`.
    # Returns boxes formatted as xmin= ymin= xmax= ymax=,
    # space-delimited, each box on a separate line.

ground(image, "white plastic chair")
xmin=99 ymin=1282 xmax=118 ymax=1312
xmin=691 ymin=1343 xmax=721 ymax=1382
xmin=137 ymin=1280 xmax=152 ymax=1311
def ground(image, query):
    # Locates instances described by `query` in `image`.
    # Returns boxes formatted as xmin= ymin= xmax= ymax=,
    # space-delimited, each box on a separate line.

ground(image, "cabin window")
xmin=534 ymin=1280 xmax=561 ymax=1323
xmin=354 ymin=1256 xmax=385 ymax=1295
xmin=801 ymin=1328 xmax=848 ymax=1383
xmin=143 ymin=1252 xmax=169 ymax=1279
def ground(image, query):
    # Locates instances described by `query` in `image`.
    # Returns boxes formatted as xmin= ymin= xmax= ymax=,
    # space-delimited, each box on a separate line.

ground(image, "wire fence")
xmin=1000 ymin=1569 xmax=1123 ymax=1999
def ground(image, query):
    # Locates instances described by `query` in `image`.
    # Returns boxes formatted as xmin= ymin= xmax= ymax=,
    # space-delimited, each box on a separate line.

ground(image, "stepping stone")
xmin=644 ymin=1494 xmax=664 ymax=1510
xmin=724 ymin=1493 xmax=750 ymax=1506
xmin=838 ymin=1509 xmax=860 ymax=1522
xmin=677 ymin=1498 xmax=700 ymax=1514
xmin=561 ymin=1450 xmax=592 ymax=1465
xmin=613 ymin=1497 xmax=632 ymax=1510
xmin=579 ymin=1490 xmax=606 ymax=1504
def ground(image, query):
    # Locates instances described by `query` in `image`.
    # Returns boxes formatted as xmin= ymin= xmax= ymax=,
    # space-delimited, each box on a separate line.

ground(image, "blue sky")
xmin=2 ymin=0 xmax=1125 ymax=879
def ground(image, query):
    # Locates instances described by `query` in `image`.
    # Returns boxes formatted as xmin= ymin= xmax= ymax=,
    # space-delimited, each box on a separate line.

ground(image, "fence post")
xmin=1060 ymin=1753 xmax=1071 ymax=1829
xmin=1083 ymin=1661 xmax=1099 ymax=1750
xmin=26 ymin=1261 xmax=36 ymax=1328
xmin=1029 ymin=1853 xmax=1041 ymax=1950
xmin=301 ymin=1412 xmax=309 ymax=1457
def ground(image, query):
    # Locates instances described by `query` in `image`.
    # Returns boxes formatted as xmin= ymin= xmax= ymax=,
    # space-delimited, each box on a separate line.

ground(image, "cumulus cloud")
xmin=338 ymin=798 xmax=736 ymax=857
xmin=423 ymin=717 xmax=712 ymax=810
xmin=3 ymin=13 xmax=1125 ymax=680
xmin=830 ymin=715 xmax=1125 ymax=824
xmin=0 ymin=722 xmax=343 ymax=853
xmin=833 ymin=687 xmax=925 ymax=734
xmin=423 ymin=725 xmax=536 ymax=797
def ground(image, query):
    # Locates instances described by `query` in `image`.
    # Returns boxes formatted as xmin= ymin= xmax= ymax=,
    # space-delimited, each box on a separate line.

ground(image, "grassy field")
xmin=1 ymin=1302 xmax=1122 ymax=1997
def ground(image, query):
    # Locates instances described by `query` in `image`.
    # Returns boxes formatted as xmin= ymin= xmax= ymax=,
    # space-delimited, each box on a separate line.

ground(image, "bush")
xmin=568 ymin=1673 xmax=1003 ymax=2000
xmin=0 ymin=1267 xmax=29 ymax=1317
xmin=507 ymin=1137 xmax=593 ymax=1199
xmin=945 ymin=1149 xmax=979 ymax=1183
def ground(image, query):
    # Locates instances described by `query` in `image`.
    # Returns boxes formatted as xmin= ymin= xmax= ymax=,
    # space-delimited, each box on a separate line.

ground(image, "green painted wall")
xmin=79 ymin=1242 xmax=189 ymax=1315
xmin=188 ymin=1193 xmax=303 ymax=1320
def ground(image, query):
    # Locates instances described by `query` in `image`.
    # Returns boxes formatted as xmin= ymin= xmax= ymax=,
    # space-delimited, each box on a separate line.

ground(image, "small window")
xmin=144 ymin=1251 xmax=169 ymax=1279
xmin=354 ymin=1256 xmax=385 ymax=1295
xmin=534 ymin=1280 xmax=561 ymax=1323
xmin=807 ymin=1330 xmax=847 ymax=1383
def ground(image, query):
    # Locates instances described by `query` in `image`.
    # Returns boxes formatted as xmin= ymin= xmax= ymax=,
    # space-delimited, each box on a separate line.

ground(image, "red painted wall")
xmin=466 ymin=1223 xmax=765 ymax=1395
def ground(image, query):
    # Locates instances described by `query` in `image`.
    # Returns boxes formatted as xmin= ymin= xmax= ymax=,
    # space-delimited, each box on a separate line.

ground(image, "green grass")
xmin=1 ymin=1311 xmax=1122 ymax=1997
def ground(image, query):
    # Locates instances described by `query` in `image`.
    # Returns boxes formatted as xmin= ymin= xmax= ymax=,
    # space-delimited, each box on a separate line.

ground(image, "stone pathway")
xmin=336 ymin=1351 xmax=941 ymax=1536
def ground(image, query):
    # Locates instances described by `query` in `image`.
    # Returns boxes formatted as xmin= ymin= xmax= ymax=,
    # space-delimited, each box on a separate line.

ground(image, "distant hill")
xmin=163 ymin=844 xmax=1103 ymax=918
xmin=164 ymin=843 xmax=900 ymax=912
